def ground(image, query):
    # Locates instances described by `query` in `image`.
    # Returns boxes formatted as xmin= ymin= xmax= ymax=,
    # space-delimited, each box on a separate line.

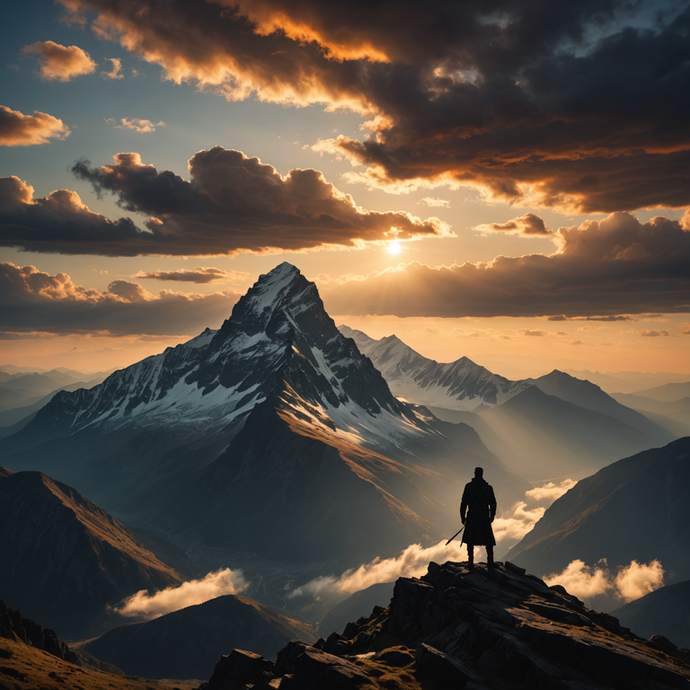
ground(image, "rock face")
xmin=506 ymin=436 xmax=690 ymax=585
xmin=0 ymin=470 xmax=183 ymax=639
xmin=0 ymin=599 xmax=78 ymax=665
xmin=203 ymin=560 xmax=690 ymax=690
xmin=84 ymin=594 xmax=316 ymax=680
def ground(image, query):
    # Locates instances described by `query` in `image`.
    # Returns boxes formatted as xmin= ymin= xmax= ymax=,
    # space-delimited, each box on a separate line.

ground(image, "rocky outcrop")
xmin=202 ymin=561 xmax=690 ymax=689
xmin=0 ymin=599 xmax=78 ymax=665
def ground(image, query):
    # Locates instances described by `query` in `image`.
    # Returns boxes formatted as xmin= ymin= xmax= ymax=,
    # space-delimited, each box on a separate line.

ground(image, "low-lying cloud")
xmin=290 ymin=540 xmax=467 ymax=600
xmin=323 ymin=212 xmax=690 ymax=318
xmin=113 ymin=567 xmax=248 ymax=620
xmin=21 ymin=41 xmax=96 ymax=81
xmin=544 ymin=559 xmax=665 ymax=603
xmin=476 ymin=214 xmax=552 ymax=238
xmin=291 ymin=479 xmax=575 ymax=600
xmin=0 ymin=106 xmax=70 ymax=147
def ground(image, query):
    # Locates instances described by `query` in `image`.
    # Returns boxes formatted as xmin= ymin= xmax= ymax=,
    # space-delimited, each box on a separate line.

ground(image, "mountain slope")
xmin=84 ymin=594 xmax=316 ymax=679
xmin=478 ymin=385 xmax=675 ymax=479
xmin=529 ymin=369 xmax=673 ymax=444
xmin=0 ymin=470 xmax=183 ymax=639
xmin=505 ymin=437 xmax=690 ymax=584
xmin=613 ymin=580 xmax=690 ymax=649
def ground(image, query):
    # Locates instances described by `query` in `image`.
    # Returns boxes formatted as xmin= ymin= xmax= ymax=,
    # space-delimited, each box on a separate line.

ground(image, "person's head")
xmin=474 ymin=467 xmax=483 ymax=479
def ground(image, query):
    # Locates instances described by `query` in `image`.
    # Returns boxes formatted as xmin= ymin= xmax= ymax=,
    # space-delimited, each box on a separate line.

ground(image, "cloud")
xmin=21 ymin=40 xmax=96 ymax=81
xmin=0 ymin=261 xmax=240 ymax=336
xmin=322 ymin=212 xmax=690 ymax=317
xmin=0 ymin=149 xmax=446 ymax=256
xmin=639 ymin=329 xmax=670 ymax=337
xmin=476 ymin=213 xmax=552 ymax=237
xmin=544 ymin=559 xmax=665 ymax=603
xmin=56 ymin=0 xmax=690 ymax=212
xmin=615 ymin=560 xmax=665 ymax=602
xmin=421 ymin=198 xmax=450 ymax=208
xmin=101 ymin=57 xmax=124 ymax=79
xmin=133 ymin=267 xmax=249 ymax=284
xmin=109 ymin=117 xmax=165 ymax=133
xmin=525 ymin=479 xmax=576 ymax=503
xmin=112 ymin=568 xmax=247 ymax=620
xmin=0 ymin=106 xmax=70 ymax=147
xmin=290 ymin=540 xmax=468 ymax=599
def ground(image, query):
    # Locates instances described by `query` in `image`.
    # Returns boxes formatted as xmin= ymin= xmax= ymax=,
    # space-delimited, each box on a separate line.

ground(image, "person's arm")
xmin=489 ymin=487 xmax=497 ymax=522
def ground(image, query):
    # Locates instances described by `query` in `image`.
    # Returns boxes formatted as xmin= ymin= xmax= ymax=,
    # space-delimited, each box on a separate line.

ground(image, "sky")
xmin=1 ymin=0 xmax=689 ymax=378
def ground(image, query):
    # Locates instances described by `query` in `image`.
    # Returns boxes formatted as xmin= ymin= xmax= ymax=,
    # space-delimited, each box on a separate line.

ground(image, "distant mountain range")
xmin=506 ymin=437 xmax=690 ymax=589
xmin=0 ymin=468 xmax=183 ymax=639
xmin=343 ymin=326 xmax=675 ymax=480
xmin=83 ymin=594 xmax=316 ymax=679
xmin=2 ymin=263 xmax=524 ymax=564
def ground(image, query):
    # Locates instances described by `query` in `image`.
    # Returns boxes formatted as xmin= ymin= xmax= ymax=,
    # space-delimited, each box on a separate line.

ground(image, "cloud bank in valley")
xmin=0 ymin=148 xmax=447 ymax=256
xmin=322 ymin=212 xmax=690 ymax=317
xmin=0 ymin=262 xmax=240 ymax=336
xmin=291 ymin=479 xmax=576 ymax=600
xmin=113 ymin=568 xmax=248 ymax=620
xmin=57 ymin=0 xmax=690 ymax=212
xmin=0 ymin=106 xmax=70 ymax=147
xmin=544 ymin=559 xmax=665 ymax=603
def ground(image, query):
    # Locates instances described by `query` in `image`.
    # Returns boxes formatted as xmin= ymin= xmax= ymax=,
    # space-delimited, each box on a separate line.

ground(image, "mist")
xmin=112 ymin=567 xmax=248 ymax=621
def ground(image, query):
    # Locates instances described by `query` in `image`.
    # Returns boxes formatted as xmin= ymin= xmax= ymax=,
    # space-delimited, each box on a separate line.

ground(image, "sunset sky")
xmin=1 ymin=0 xmax=689 ymax=378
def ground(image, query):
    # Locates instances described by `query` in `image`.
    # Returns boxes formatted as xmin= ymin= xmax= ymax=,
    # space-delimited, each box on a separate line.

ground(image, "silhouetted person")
xmin=460 ymin=467 xmax=497 ymax=569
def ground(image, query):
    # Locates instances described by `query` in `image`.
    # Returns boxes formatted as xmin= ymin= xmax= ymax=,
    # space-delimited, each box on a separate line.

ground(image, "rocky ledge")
xmin=201 ymin=561 xmax=690 ymax=690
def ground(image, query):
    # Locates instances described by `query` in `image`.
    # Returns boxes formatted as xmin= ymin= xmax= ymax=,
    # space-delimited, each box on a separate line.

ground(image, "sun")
xmin=387 ymin=241 xmax=402 ymax=255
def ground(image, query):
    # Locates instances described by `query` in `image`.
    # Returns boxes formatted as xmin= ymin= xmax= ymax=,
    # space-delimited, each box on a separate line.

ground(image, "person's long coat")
xmin=460 ymin=477 xmax=497 ymax=546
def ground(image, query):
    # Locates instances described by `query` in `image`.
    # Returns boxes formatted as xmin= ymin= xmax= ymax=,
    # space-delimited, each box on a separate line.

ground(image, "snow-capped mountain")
xmin=3 ymin=264 xmax=522 ymax=562
xmin=339 ymin=326 xmax=529 ymax=411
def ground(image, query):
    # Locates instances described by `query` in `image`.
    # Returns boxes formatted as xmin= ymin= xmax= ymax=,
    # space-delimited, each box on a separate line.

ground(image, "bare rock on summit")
xmin=203 ymin=560 xmax=690 ymax=690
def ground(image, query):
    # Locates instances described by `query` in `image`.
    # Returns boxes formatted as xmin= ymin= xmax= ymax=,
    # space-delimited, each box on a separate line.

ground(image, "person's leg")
xmin=467 ymin=543 xmax=474 ymax=570
xmin=487 ymin=545 xmax=495 ymax=568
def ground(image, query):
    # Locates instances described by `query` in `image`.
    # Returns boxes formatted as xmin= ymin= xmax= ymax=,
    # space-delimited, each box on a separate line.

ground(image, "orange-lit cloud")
xmin=544 ymin=559 xmax=665 ymax=603
xmin=113 ymin=567 xmax=247 ymax=620
xmin=56 ymin=0 xmax=690 ymax=212
xmin=101 ymin=56 xmax=124 ymax=79
xmin=21 ymin=40 xmax=96 ymax=81
xmin=0 ymin=106 xmax=70 ymax=147
xmin=322 ymin=212 xmax=690 ymax=317
xmin=0 ymin=262 xmax=240 ymax=336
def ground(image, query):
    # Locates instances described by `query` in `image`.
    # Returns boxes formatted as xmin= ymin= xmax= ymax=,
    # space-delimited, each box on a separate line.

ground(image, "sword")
xmin=445 ymin=525 xmax=465 ymax=546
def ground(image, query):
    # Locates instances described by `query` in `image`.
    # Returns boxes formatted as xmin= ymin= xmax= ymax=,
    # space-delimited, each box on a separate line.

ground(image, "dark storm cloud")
xmin=322 ymin=213 xmax=690 ymax=318
xmin=0 ymin=148 xmax=445 ymax=256
xmin=58 ymin=0 xmax=690 ymax=212
xmin=0 ymin=262 xmax=240 ymax=336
